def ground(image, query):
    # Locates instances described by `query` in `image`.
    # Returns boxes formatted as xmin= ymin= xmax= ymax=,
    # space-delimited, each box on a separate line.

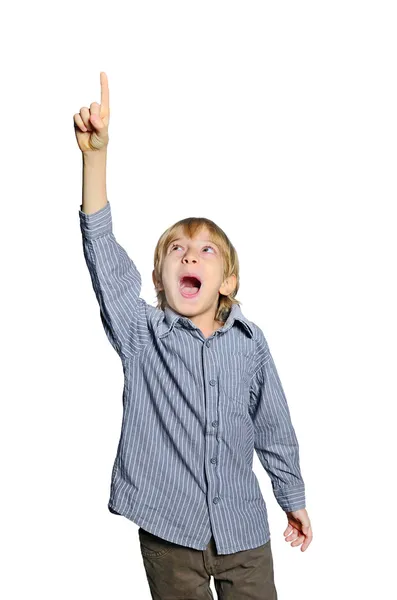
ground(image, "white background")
xmin=1 ymin=1 xmax=396 ymax=598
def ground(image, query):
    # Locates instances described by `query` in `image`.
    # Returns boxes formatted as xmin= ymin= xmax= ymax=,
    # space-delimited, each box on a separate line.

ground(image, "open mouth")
xmin=178 ymin=275 xmax=202 ymax=299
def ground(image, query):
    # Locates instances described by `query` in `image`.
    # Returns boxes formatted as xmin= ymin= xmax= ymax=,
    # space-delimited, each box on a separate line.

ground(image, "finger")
xmin=89 ymin=113 xmax=106 ymax=133
xmin=301 ymin=524 xmax=312 ymax=536
xmin=283 ymin=525 xmax=293 ymax=537
xmin=80 ymin=107 xmax=93 ymax=131
xmin=285 ymin=529 xmax=299 ymax=542
xmin=100 ymin=71 xmax=109 ymax=116
xmin=90 ymin=101 xmax=101 ymax=117
xmin=303 ymin=531 xmax=313 ymax=546
xmin=88 ymin=102 xmax=105 ymax=132
xmin=291 ymin=534 xmax=305 ymax=547
xmin=300 ymin=537 xmax=311 ymax=552
xmin=300 ymin=543 xmax=308 ymax=552
xmin=74 ymin=113 xmax=87 ymax=132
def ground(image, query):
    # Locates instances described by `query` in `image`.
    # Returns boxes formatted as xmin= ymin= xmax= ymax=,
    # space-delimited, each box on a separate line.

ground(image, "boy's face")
xmin=153 ymin=226 xmax=236 ymax=321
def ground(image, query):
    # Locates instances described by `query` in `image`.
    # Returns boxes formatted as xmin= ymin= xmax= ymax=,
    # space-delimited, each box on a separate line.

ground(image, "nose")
xmin=182 ymin=254 xmax=198 ymax=264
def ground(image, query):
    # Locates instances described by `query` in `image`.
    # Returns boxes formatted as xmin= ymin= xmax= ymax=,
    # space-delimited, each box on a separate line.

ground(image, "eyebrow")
xmin=169 ymin=237 xmax=219 ymax=248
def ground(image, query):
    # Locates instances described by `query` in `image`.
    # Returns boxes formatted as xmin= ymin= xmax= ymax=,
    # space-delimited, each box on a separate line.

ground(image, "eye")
xmin=170 ymin=244 xmax=216 ymax=253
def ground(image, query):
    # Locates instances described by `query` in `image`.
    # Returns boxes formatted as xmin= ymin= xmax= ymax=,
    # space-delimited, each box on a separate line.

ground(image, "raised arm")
xmin=79 ymin=201 xmax=150 ymax=359
xmin=75 ymin=72 xmax=150 ymax=360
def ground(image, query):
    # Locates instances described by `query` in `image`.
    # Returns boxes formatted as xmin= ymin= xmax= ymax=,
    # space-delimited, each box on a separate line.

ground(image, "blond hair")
xmin=152 ymin=217 xmax=241 ymax=323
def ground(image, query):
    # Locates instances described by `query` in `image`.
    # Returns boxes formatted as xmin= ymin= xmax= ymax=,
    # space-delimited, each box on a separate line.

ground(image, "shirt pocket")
xmin=219 ymin=352 xmax=251 ymax=407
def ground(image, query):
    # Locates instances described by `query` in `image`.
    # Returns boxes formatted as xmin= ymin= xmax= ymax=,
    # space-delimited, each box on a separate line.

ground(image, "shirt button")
xmin=210 ymin=457 xmax=217 ymax=464
xmin=212 ymin=420 xmax=218 ymax=427
xmin=206 ymin=340 xmax=211 ymax=347
xmin=213 ymin=497 xmax=220 ymax=504
xmin=209 ymin=379 xmax=216 ymax=386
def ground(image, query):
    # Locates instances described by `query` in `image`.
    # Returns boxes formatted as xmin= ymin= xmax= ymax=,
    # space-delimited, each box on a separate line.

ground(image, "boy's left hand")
xmin=284 ymin=508 xmax=313 ymax=552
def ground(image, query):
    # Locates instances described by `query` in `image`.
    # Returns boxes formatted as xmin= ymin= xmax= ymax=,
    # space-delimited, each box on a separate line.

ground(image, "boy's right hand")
xmin=73 ymin=71 xmax=110 ymax=154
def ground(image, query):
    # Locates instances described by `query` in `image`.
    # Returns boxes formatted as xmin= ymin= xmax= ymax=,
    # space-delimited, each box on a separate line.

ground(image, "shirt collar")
xmin=157 ymin=302 xmax=254 ymax=339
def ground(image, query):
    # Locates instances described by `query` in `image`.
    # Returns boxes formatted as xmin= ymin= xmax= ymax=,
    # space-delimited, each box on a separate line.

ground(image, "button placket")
xmin=203 ymin=339 xmax=221 ymax=510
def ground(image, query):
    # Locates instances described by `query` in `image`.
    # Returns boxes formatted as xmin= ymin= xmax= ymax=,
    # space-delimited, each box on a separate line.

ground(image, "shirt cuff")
xmin=273 ymin=482 xmax=306 ymax=512
xmin=79 ymin=200 xmax=112 ymax=240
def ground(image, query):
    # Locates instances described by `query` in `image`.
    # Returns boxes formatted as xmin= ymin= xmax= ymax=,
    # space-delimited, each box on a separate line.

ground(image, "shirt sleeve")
xmin=249 ymin=342 xmax=306 ymax=512
xmin=79 ymin=200 xmax=150 ymax=360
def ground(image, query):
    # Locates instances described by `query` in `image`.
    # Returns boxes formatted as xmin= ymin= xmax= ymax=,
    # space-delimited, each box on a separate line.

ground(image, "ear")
xmin=152 ymin=269 xmax=163 ymax=291
xmin=219 ymin=273 xmax=237 ymax=297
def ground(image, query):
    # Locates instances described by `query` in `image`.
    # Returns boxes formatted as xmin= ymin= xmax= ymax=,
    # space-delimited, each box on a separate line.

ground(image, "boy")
xmin=74 ymin=72 xmax=312 ymax=600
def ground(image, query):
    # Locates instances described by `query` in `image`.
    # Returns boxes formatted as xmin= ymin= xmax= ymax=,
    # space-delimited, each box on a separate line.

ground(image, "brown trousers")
xmin=138 ymin=527 xmax=278 ymax=599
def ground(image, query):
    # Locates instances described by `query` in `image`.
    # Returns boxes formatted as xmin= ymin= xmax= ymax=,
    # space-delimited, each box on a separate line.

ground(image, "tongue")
xmin=181 ymin=283 xmax=200 ymax=295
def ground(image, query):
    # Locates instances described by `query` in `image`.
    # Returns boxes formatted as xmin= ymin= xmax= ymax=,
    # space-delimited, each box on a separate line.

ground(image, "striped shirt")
xmin=79 ymin=200 xmax=306 ymax=555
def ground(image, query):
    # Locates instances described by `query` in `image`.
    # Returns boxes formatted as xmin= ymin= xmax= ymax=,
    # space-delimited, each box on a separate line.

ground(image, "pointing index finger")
xmin=100 ymin=71 xmax=109 ymax=115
